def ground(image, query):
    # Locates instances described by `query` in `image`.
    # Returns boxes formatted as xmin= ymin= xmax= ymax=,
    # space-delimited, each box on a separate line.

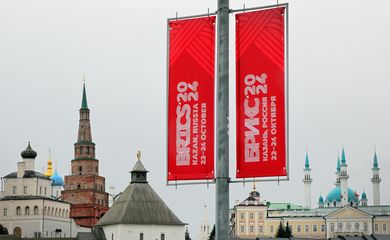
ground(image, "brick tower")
xmin=62 ymin=84 xmax=109 ymax=228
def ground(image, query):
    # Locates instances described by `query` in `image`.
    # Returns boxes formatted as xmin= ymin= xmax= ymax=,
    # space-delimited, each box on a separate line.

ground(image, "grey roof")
xmin=76 ymin=232 xmax=97 ymax=240
xmin=131 ymin=160 xmax=148 ymax=172
xmin=3 ymin=170 xmax=50 ymax=180
xmin=96 ymin=182 xmax=184 ymax=226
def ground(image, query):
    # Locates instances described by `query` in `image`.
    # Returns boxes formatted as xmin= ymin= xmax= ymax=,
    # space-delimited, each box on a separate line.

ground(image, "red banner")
xmin=167 ymin=17 xmax=215 ymax=180
xmin=236 ymin=7 xmax=287 ymax=178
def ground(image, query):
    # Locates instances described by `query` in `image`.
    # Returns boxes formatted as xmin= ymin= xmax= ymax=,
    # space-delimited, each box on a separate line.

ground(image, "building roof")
xmin=0 ymin=195 xmax=65 ymax=202
xmin=96 ymin=182 xmax=184 ymax=226
xmin=268 ymin=203 xmax=305 ymax=211
xmin=3 ymin=170 xmax=50 ymax=180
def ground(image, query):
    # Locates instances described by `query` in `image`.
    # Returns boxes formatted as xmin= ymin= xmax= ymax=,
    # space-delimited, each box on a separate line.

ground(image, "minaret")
xmin=62 ymin=83 xmax=109 ymax=228
xmin=198 ymin=205 xmax=211 ymax=240
xmin=371 ymin=151 xmax=381 ymax=206
xmin=334 ymin=156 xmax=341 ymax=187
xmin=339 ymin=147 xmax=349 ymax=206
xmin=303 ymin=152 xmax=312 ymax=209
xmin=361 ymin=190 xmax=368 ymax=206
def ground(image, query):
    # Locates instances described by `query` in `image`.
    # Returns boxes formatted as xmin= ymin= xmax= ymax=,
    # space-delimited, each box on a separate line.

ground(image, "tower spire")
xmin=304 ymin=152 xmax=310 ymax=170
xmin=81 ymin=83 xmax=88 ymax=109
xmin=341 ymin=147 xmax=346 ymax=166
xmin=303 ymin=151 xmax=312 ymax=209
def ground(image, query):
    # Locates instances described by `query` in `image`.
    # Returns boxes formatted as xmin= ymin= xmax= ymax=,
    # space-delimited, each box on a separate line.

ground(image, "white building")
xmin=0 ymin=142 xmax=85 ymax=238
xmin=96 ymin=154 xmax=186 ymax=240
xmin=198 ymin=205 xmax=211 ymax=240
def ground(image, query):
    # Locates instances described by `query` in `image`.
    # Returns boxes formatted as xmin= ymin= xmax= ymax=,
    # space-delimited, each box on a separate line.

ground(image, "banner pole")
xmin=216 ymin=0 xmax=229 ymax=239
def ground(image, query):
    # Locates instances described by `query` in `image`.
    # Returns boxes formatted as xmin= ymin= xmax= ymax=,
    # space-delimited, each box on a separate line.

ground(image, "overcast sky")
xmin=1 ymin=0 xmax=389 ymax=237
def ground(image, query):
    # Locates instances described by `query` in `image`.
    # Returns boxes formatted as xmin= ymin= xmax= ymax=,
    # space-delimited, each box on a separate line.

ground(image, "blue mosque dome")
xmin=325 ymin=186 xmax=358 ymax=204
xmin=51 ymin=170 xmax=64 ymax=187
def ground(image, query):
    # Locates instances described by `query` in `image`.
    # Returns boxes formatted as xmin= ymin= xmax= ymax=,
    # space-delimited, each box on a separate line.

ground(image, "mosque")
xmin=230 ymin=149 xmax=390 ymax=239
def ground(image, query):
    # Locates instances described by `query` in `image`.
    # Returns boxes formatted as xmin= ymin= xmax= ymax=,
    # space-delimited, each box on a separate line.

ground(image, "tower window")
xmin=87 ymin=146 xmax=90 ymax=154
xmin=3 ymin=208 xmax=7 ymax=216
xmin=13 ymin=186 xmax=17 ymax=194
xmin=25 ymin=206 xmax=30 ymax=215
xmin=16 ymin=206 xmax=21 ymax=215
xmin=139 ymin=233 xmax=144 ymax=240
xmin=161 ymin=233 xmax=165 ymax=240
xmin=77 ymin=184 xmax=81 ymax=190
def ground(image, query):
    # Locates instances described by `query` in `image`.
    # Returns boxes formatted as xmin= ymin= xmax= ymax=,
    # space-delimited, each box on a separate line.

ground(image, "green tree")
xmin=275 ymin=221 xmax=286 ymax=238
xmin=208 ymin=225 xmax=215 ymax=240
xmin=185 ymin=227 xmax=191 ymax=240
xmin=285 ymin=221 xmax=292 ymax=238
xmin=0 ymin=224 xmax=8 ymax=235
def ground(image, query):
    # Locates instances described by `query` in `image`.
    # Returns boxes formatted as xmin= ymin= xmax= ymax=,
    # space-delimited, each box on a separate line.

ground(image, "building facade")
xmin=61 ymin=84 xmax=109 ymax=228
xmin=231 ymin=149 xmax=390 ymax=239
xmin=96 ymin=153 xmax=186 ymax=240
xmin=0 ymin=143 xmax=83 ymax=238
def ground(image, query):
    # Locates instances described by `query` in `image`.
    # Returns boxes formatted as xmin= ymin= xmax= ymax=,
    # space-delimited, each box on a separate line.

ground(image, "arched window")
xmin=87 ymin=146 xmax=90 ymax=154
xmin=355 ymin=223 xmax=360 ymax=230
xmin=66 ymin=210 xmax=69 ymax=218
xmin=16 ymin=206 xmax=21 ymax=215
xmin=346 ymin=222 xmax=351 ymax=230
xmin=51 ymin=208 xmax=54 ymax=216
xmin=47 ymin=207 xmax=51 ymax=215
xmin=77 ymin=184 xmax=81 ymax=190
xmin=55 ymin=208 xmax=58 ymax=216
xmin=34 ymin=206 xmax=39 ymax=215
xmin=25 ymin=206 xmax=30 ymax=215
xmin=338 ymin=222 xmax=343 ymax=230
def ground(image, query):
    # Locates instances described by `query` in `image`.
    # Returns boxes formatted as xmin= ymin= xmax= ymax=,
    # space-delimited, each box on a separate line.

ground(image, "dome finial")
xmin=252 ymin=179 xmax=256 ymax=190
xmin=137 ymin=150 xmax=141 ymax=161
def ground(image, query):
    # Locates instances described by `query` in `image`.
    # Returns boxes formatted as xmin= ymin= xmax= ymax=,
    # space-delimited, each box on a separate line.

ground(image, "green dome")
xmin=318 ymin=196 xmax=324 ymax=204
xmin=325 ymin=187 xmax=358 ymax=204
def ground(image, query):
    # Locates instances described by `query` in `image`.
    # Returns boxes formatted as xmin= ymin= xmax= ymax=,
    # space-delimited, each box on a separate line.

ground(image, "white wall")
xmin=102 ymin=224 xmax=185 ymax=240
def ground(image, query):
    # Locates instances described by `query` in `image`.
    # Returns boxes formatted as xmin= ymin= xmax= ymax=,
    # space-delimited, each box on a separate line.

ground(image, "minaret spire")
xmin=371 ymin=150 xmax=381 ymax=205
xmin=339 ymin=146 xmax=349 ymax=206
xmin=303 ymin=151 xmax=312 ymax=209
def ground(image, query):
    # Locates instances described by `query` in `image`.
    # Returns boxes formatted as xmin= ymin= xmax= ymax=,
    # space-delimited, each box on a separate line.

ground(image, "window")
xmin=375 ymin=224 xmax=379 ymax=232
xmin=240 ymin=226 xmax=244 ymax=233
xmin=383 ymin=224 xmax=387 ymax=233
xmin=25 ymin=206 xmax=30 ymax=215
xmin=250 ymin=226 xmax=254 ymax=233
xmin=258 ymin=213 xmax=263 ymax=219
xmin=3 ymin=208 xmax=7 ymax=216
xmin=240 ymin=213 xmax=244 ymax=219
xmin=160 ymin=233 xmax=165 ymax=240
xmin=34 ymin=206 xmax=39 ymax=215
xmin=321 ymin=224 xmax=325 ymax=232
xmin=297 ymin=225 xmax=301 ymax=233
xmin=313 ymin=224 xmax=317 ymax=232
xmin=16 ymin=206 xmax=21 ymax=215
xmin=23 ymin=186 xmax=27 ymax=194
xmin=305 ymin=225 xmax=309 ymax=232
xmin=249 ymin=213 xmax=254 ymax=219
xmin=13 ymin=186 xmax=17 ymax=194
xmin=338 ymin=222 xmax=343 ymax=230
xmin=79 ymin=166 xmax=83 ymax=172
xmin=39 ymin=187 xmax=42 ymax=194
xmin=364 ymin=223 xmax=368 ymax=231
xmin=139 ymin=233 xmax=143 ymax=240
xmin=259 ymin=225 xmax=263 ymax=233
xmin=331 ymin=223 xmax=334 ymax=232
xmin=346 ymin=223 xmax=351 ymax=230
xmin=355 ymin=223 xmax=360 ymax=230
xmin=44 ymin=187 xmax=47 ymax=195
xmin=270 ymin=226 xmax=274 ymax=233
